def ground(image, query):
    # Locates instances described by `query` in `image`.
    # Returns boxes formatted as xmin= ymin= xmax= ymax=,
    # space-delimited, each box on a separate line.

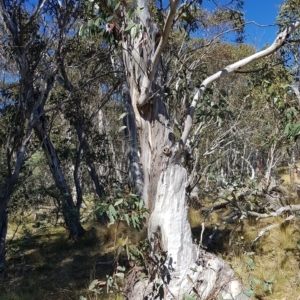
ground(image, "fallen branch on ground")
xmin=247 ymin=204 xmax=300 ymax=219
xmin=251 ymin=215 xmax=295 ymax=246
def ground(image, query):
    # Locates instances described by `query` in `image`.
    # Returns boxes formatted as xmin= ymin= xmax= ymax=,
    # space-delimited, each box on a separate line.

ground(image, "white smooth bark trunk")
xmin=113 ymin=2 xmax=300 ymax=300
xmin=149 ymin=164 xmax=196 ymax=276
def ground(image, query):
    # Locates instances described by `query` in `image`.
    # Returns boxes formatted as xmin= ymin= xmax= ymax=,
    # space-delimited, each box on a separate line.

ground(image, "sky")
xmin=243 ymin=0 xmax=284 ymax=49
xmin=202 ymin=0 xmax=284 ymax=50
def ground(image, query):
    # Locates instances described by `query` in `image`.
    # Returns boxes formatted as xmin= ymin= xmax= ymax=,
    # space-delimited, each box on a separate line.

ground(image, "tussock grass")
xmin=1 ymin=220 xmax=142 ymax=300
xmin=2 ymin=211 xmax=300 ymax=300
xmin=2 ymin=165 xmax=300 ymax=300
xmin=190 ymin=205 xmax=300 ymax=299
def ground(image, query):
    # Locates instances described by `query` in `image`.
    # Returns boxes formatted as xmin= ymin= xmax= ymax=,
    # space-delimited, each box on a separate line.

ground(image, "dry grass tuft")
xmin=190 ymin=206 xmax=300 ymax=299
xmin=1 ymin=220 xmax=143 ymax=300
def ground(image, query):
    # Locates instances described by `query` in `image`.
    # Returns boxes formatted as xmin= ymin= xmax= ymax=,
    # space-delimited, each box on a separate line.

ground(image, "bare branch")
xmin=137 ymin=0 xmax=180 ymax=107
xmin=251 ymin=215 xmax=294 ymax=246
xmin=247 ymin=204 xmax=300 ymax=219
xmin=26 ymin=0 xmax=47 ymax=26
xmin=0 ymin=0 xmax=19 ymax=45
xmin=178 ymin=20 xmax=300 ymax=157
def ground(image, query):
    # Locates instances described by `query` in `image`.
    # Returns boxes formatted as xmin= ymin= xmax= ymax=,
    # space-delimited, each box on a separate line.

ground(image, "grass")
xmin=1 ymin=219 xmax=141 ymax=300
xmin=2 ymin=213 xmax=300 ymax=300
xmin=189 ymin=206 xmax=300 ymax=299
xmin=2 ymin=167 xmax=300 ymax=300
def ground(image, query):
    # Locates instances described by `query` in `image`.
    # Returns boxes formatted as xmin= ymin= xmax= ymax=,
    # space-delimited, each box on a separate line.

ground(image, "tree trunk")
xmin=117 ymin=0 xmax=248 ymax=297
xmin=122 ymin=85 xmax=144 ymax=198
xmin=0 ymin=195 xmax=8 ymax=269
xmin=33 ymin=112 xmax=84 ymax=239
xmin=127 ymin=75 xmax=244 ymax=299
xmin=0 ymin=120 xmax=34 ymax=267
xmin=79 ymin=131 xmax=104 ymax=199
xmin=105 ymin=2 xmax=300 ymax=299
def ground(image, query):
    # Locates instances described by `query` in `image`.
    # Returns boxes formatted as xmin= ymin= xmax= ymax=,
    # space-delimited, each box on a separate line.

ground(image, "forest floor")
xmin=1 ymin=173 xmax=300 ymax=299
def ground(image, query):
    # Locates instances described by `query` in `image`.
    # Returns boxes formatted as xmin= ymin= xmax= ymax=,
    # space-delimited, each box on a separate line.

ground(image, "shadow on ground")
xmin=0 ymin=225 xmax=134 ymax=300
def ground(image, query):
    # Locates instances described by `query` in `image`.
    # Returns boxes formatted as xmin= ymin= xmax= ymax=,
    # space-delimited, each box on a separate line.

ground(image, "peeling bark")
xmin=122 ymin=85 xmax=144 ymax=198
xmin=118 ymin=0 xmax=248 ymax=297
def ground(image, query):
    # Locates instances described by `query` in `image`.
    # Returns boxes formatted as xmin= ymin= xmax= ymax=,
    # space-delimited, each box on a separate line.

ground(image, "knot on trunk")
xmin=162 ymin=147 xmax=171 ymax=156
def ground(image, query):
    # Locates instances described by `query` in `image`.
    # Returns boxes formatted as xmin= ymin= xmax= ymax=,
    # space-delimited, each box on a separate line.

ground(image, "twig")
xmin=247 ymin=204 xmax=300 ymax=219
xmin=251 ymin=215 xmax=295 ymax=246
xmin=199 ymin=222 xmax=205 ymax=247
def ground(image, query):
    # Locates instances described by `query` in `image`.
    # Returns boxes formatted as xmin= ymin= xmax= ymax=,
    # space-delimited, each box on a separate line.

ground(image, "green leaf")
xmin=126 ymin=244 xmax=129 ymax=260
xmin=251 ymin=278 xmax=261 ymax=285
xmin=78 ymin=25 xmax=86 ymax=37
xmin=128 ymin=8 xmax=135 ymax=18
xmin=268 ymin=85 xmax=274 ymax=93
xmin=95 ymin=17 xmax=102 ymax=27
xmin=181 ymin=13 xmax=190 ymax=22
xmin=125 ymin=23 xmax=136 ymax=31
xmin=114 ymin=2 xmax=120 ymax=10
xmin=246 ymin=258 xmax=255 ymax=270
xmin=136 ymin=6 xmax=144 ymax=15
xmin=284 ymin=123 xmax=291 ymax=135
xmin=186 ymin=274 xmax=193 ymax=283
xmin=88 ymin=19 xmax=94 ymax=27
xmin=124 ymin=213 xmax=130 ymax=226
xmin=118 ymin=125 xmax=127 ymax=132
xmin=117 ymin=265 xmax=126 ymax=271
xmin=114 ymin=198 xmax=124 ymax=206
xmin=116 ymin=245 xmax=123 ymax=257
xmin=129 ymin=193 xmax=138 ymax=197
xmin=107 ymin=15 xmax=114 ymax=22
xmin=109 ymin=204 xmax=117 ymax=219
xmin=155 ymin=253 xmax=161 ymax=261
xmin=118 ymin=112 xmax=128 ymax=120
xmin=263 ymin=282 xmax=272 ymax=294
xmin=89 ymin=279 xmax=99 ymax=290
xmin=87 ymin=1 xmax=94 ymax=11
xmin=236 ymin=293 xmax=252 ymax=300
xmin=131 ymin=214 xmax=136 ymax=228
xmin=244 ymin=288 xmax=255 ymax=297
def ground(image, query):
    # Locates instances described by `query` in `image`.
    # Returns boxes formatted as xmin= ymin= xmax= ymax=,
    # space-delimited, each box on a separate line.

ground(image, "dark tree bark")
xmin=122 ymin=84 xmax=144 ymax=198
xmin=33 ymin=108 xmax=84 ymax=239
xmin=0 ymin=121 xmax=34 ymax=267
xmin=0 ymin=0 xmax=85 ymax=264
xmin=0 ymin=187 xmax=10 ymax=268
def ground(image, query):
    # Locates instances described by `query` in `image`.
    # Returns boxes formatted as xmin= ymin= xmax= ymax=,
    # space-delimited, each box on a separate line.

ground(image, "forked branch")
xmin=137 ymin=0 xmax=180 ymax=106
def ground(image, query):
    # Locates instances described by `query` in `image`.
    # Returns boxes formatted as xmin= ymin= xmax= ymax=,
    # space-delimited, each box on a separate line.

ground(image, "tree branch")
xmin=137 ymin=0 xmax=180 ymax=106
xmin=247 ymin=204 xmax=300 ymax=219
xmin=177 ymin=20 xmax=300 ymax=158
xmin=251 ymin=215 xmax=294 ymax=246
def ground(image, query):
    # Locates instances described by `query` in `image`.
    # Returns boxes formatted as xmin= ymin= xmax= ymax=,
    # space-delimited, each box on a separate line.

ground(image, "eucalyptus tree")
xmin=192 ymin=48 xmax=295 ymax=191
xmin=0 ymin=0 xmax=87 ymax=267
xmin=278 ymin=0 xmax=300 ymax=139
xmin=82 ymin=0 xmax=300 ymax=298
xmin=52 ymin=35 xmax=121 ymax=202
